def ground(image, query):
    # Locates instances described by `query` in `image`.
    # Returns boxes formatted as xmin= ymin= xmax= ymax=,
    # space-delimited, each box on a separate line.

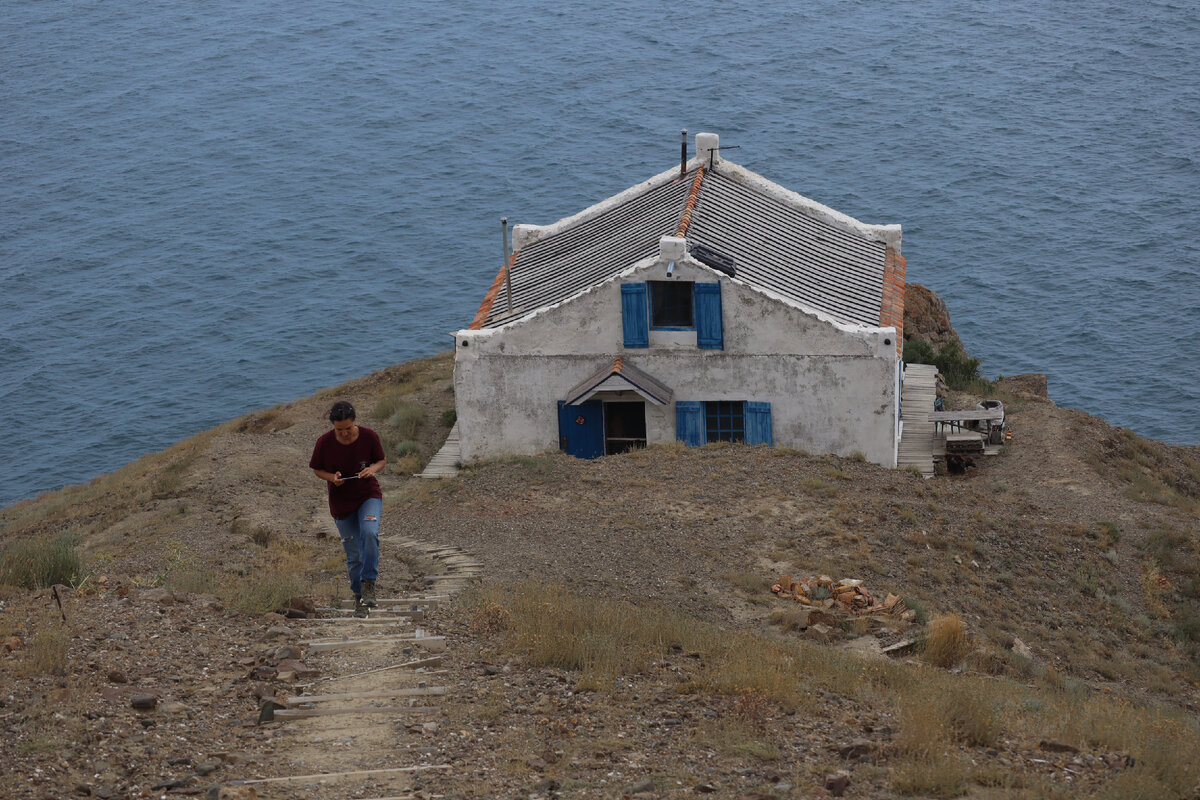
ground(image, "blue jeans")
xmin=334 ymin=497 xmax=380 ymax=596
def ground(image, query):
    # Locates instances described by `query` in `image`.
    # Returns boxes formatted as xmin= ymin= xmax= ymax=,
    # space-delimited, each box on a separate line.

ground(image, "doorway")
xmin=604 ymin=401 xmax=646 ymax=455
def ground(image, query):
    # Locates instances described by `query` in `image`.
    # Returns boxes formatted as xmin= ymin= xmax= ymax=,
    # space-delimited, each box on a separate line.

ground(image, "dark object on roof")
xmin=688 ymin=242 xmax=736 ymax=277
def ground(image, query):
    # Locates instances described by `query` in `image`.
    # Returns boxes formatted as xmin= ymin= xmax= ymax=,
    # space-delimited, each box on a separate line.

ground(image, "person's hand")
xmin=332 ymin=472 xmax=345 ymax=486
xmin=358 ymin=467 xmax=374 ymax=479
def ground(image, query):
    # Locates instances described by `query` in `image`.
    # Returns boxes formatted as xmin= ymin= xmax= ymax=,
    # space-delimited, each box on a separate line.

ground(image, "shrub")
xmin=387 ymin=402 xmax=424 ymax=440
xmin=924 ymin=613 xmax=971 ymax=668
xmin=903 ymin=337 xmax=936 ymax=366
xmin=395 ymin=439 xmax=420 ymax=457
xmin=441 ymin=408 xmax=457 ymax=427
xmin=904 ymin=338 xmax=986 ymax=392
xmin=0 ymin=534 xmax=83 ymax=589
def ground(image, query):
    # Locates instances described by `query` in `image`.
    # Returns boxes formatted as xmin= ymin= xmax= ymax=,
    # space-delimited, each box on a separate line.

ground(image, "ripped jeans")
xmin=333 ymin=497 xmax=380 ymax=597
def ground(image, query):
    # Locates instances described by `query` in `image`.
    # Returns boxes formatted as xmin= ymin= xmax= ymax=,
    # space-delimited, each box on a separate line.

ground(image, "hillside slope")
xmin=2 ymin=349 xmax=1199 ymax=798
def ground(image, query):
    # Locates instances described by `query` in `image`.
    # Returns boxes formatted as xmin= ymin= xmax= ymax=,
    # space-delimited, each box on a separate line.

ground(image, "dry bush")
xmin=24 ymin=614 xmax=70 ymax=676
xmin=891 ymin=753 xmax=970 ymax=797
xmin=0 ymin=533 xmax=82 ymax=589
xmin=923 ymin=613 xmax=971 ymax=668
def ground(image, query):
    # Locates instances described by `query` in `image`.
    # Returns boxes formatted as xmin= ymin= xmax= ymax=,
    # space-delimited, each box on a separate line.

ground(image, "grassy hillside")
xmin=2 ymin=350 xmax=1199 ymax=799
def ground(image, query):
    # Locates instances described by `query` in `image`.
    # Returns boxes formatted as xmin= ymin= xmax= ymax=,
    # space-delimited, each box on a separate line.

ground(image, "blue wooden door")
xmin=558 ymin=400 xmax=604 ymax=459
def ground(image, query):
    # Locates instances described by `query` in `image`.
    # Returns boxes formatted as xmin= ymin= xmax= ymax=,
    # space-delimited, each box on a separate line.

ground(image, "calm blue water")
xmin=3 ymin=0 xmax=1198 ymax=508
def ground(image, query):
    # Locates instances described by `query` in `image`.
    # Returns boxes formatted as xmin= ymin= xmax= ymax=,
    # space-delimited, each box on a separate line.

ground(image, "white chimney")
xmin=659 ymin=235 xmax=687 ymax=264
xmin=696 ymin=132 xmax=720 ymax=166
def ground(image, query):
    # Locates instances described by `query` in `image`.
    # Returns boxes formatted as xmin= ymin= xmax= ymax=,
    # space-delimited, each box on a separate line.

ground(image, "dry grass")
xmin=0 ymin=533 xmax=83 ymax=589
xmin=23 ymin=613 xmax=70 ymax=676
xmin=923 ymin=613 xmax=972 ymax=668
xmin=464 ymin=580 xmax=1200 ymax=798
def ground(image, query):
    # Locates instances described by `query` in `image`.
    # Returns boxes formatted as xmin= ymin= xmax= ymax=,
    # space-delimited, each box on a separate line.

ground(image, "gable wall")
xmin=453 ymin=260 xmax=899 ymax=466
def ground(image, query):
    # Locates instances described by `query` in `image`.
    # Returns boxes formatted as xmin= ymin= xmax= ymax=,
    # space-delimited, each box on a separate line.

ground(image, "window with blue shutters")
xmin=676 ymin=400 xmax=772 ymax=447
xmin=694 ymin=282 xmax=723 ymax=349
xmin=621 ymin=283 xmax=648 ymax=348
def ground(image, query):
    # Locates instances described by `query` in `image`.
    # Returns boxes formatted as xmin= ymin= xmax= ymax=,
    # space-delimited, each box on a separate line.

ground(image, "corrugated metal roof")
xmin=480 ymin=172 xmax=697 ymax=328
xmin=686 ymin=170 xmax=886 ymax=327
xmin=477 ymin=163 xmax=889 ymax=329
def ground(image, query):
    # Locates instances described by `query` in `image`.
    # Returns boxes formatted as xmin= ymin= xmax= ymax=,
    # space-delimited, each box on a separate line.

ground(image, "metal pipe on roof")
xmin=501 ymin=217 xmax=513 ymax=314
xmin=680 ymin=129 xmax=688 ymax=176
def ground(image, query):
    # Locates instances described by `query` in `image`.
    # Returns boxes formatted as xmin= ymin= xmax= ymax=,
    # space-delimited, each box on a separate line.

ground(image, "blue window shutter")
xmin=675 ymin=401 xmax=704 ymax=446
xmin=745 ymin=401 xmax=773 ymax=446
xmin=694 ymin=282 xmax=723 ymax=349
xmin=621 ymin=283 xmax=649 ymax=348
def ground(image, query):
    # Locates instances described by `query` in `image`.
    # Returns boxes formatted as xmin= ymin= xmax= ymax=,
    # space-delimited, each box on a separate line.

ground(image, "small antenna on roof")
xmin=709 ymin=144 xmax=740 ymax=170
xmin=501 ymin=217 xmax=513 ymax=314
xmin=680 ymin=129 xmax=688 ymax=176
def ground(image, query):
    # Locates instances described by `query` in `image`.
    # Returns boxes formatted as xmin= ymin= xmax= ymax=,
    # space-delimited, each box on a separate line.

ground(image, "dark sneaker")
xmin=361 ymin=580 xmax=377 ymax=608
xmin=353 ymin=595 xmax=369 ymax=618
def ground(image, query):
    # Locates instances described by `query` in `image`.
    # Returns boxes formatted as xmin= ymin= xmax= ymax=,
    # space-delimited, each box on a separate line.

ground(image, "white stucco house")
xmin=452 ymin=132 xmax=907 ymax=467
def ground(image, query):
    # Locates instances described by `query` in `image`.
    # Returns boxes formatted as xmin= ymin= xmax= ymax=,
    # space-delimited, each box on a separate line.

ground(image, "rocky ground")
xmin=3 ymin=326 xmax=1199 ymax=798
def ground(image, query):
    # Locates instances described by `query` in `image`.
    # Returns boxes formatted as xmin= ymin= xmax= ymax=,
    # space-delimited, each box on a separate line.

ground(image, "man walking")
xmin=310 ymin=401 xmax=386 ymax=617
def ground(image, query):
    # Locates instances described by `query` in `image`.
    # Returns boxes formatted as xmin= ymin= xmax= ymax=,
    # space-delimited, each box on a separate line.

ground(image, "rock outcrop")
xmin=903 ymin=283 xmax=963 ymax=353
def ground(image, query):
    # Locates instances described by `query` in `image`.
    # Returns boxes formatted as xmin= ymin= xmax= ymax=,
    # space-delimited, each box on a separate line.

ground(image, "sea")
xmin=2 ymin=0 xmax=1198 ymax=509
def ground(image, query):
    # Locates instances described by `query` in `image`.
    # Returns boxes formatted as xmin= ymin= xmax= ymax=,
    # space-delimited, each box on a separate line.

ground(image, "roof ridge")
xmin=469 ymin=252 xmax=516 ymax=330
xmin=674 ymin=164 xmax=706 ymax=237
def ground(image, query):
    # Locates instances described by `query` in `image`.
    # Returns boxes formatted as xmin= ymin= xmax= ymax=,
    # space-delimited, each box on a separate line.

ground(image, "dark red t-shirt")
xmin=309 ymin=425 xmax=385 ymax=519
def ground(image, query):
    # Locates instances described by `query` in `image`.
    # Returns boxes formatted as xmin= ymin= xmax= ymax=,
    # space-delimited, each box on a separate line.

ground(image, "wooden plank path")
xmin=898 ymin=363 xmax=938 ymax=477
xmin=216 ymin=538 xmax=482 ymax=799
xmin=416 ymin=421 xmax=461 ymax=479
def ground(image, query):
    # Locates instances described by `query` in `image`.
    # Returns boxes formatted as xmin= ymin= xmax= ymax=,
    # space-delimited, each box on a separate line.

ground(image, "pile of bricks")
xmin=770 ymin=575 xmax=908 ymax=618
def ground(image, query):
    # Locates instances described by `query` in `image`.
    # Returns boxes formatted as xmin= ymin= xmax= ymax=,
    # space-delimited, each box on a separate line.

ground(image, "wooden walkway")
xmin=417 ymin=421 xmax=460 ymax=479
xmin=898 ymin=364 xmax=937 ymax=477
xmin=217 ymin=538 xmax=481 ymax=799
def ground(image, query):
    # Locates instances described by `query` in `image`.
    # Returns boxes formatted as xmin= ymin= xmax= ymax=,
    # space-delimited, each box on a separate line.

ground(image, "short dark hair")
xmin=328 ymin=401 xmax=356 ymax=422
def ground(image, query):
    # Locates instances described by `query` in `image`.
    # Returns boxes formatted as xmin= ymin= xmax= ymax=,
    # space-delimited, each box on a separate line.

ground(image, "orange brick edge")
xmin=675 ymin=165 xmax=706 ymax=237
xmin=469 ymin=252 xmax=517 ymax=330
xmin=880 ymin=247 xmax=907 ymax=357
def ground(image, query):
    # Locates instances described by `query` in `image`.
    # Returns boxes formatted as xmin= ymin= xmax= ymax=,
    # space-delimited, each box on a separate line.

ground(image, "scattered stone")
xmin=1040 ymin=740 xmax=1080 ymax=754
xmin=483 ymin=665 xmax=501 ymax=675
xmin=3 ymin=635 xmax=23 ymax=652
xmin=694 ymin=784 xmax=718 ymax=794
xmin=825 ymin=770 xmax=851 ymax=797
xmin=106 ymin=669 xmax=127 ymax=684
xmin=1011 ymin=637 xmax=1034 ymax=660
xmin=273 ymin=658 xmax=319 ymax=678
xmin=249 ymin=665 xmax=278 ymax=681
xmin=141 ymin=587 xmax=176 ymax=605
xmin=838 ymin=738 xmax=873 ymax=759
xmin=272 ymin=645 xmax=301 ymax=661
xmin=130 ymin=694 xmax=158 ymax=710
xmin=151 ymin=778 xmax=192 ymax=790
xmin=166 ymin=757 xmax=193 ymax=766
xmin=261 ymin=626 xmax=292 ymax=641
xmin=282 ymin=597 xmax=317 ymax=617
xmin=626 ymin=779 xmax=655 ymax=795
xmin=806 ymin=623 xmax=834 ymax=642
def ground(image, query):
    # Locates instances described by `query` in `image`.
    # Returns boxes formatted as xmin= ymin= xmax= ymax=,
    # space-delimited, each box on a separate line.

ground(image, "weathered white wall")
xmin=454 ymin=258 xmax=899 ymax=467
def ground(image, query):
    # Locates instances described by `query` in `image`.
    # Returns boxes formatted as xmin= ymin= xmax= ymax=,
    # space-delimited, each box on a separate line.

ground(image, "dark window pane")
xmin=649 ymin=281 xmax=694 ymax=328
xmin=705 ymin=400 xmax=745 ymax=443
